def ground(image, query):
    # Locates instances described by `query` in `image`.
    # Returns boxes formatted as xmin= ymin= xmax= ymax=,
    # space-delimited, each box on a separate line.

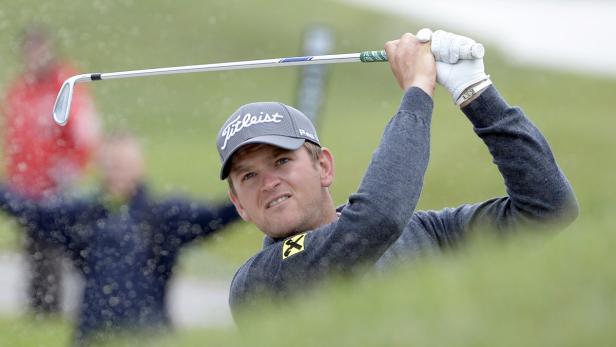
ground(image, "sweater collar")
xmin=261 ymin=203 xmax=347 ymax=249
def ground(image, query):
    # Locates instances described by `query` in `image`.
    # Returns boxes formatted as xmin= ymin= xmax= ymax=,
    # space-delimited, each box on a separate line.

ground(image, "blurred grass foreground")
xmin=0 ymin=0 xmax=615 ymax=346
xmin=2 ymin=222 xmax=614 ymax=346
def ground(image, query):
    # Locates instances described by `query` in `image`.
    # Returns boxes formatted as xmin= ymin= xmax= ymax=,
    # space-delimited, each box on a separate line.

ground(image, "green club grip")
xmin=360 ymin=50 xmax=388 ymax=62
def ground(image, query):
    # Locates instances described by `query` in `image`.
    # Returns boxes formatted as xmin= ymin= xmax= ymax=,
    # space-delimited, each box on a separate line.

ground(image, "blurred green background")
xmin=0 ymin=0 xmax=614 ymax=346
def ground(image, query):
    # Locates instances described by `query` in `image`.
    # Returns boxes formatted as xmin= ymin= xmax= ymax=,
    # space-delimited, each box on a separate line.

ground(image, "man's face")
xmin=23 ymin=37 xmax=54 ymax=76
xmin=228 ymin=143 xmax=334 ymax=239
xmin=98 ymin=138 xmax=145 ymax=199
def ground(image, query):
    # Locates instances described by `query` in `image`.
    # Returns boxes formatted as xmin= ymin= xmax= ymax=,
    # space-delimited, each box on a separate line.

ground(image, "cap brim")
xmin=220 ymin=135 xmax=306 ymax=179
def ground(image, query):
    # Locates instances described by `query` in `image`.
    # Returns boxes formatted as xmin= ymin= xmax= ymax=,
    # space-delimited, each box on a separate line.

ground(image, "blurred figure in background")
xmin=1 ymin=24 xmax=101 ymax=314
xmin=0 ymin=131 xmax=240 ymax=345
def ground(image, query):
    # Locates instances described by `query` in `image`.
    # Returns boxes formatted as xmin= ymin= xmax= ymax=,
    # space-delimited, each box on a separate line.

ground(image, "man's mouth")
xmin=266 ymin=194 xmax=291 ymax=209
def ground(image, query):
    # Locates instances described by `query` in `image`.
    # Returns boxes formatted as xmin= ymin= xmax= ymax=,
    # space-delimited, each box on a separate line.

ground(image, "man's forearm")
xmin=287 ymin=87 xmax=434 ymax=274
xmin=462 ymin=85 xmax=578 ymax=226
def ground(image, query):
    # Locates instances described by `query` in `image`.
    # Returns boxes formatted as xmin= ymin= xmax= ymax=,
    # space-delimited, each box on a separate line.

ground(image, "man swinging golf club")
xmin=216 ymin=29 xmax=579 ymax=322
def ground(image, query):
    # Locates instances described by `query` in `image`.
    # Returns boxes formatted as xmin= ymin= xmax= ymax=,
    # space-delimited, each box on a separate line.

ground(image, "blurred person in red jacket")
xmin=1 ymin=24 xmax=101 ymax=314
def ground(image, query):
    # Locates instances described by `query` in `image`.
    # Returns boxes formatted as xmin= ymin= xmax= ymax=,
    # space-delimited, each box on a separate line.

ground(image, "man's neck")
xmin=320 ymin=193 xmax=339 ymax=226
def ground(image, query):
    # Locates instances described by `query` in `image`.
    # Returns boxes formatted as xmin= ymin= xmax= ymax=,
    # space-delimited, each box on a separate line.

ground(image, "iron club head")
xmin=53 ymin=74 xmax=91 ymax=126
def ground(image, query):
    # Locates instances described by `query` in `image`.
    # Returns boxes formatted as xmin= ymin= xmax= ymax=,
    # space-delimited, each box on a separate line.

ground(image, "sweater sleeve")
xmin=230 ymin=87 xmax=433 ymax=315
xmin=157 ymin=197 xmax=240 ymax=246
xmin=416 ymin=85 xmax=578 ymax=247
xmin=0 ymin=184 xmax=85 ymax=247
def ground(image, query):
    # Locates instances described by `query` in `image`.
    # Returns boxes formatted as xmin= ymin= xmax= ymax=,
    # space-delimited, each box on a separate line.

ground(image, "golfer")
xmin=216 ymin=30 xmax=579 ymax=320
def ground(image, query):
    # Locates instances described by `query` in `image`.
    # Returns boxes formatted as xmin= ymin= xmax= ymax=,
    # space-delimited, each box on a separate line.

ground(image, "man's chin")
xmin=265 ymin=229 xmax=296 ymax=240
xmin=263 ymin=223 xmax=302 ymax=240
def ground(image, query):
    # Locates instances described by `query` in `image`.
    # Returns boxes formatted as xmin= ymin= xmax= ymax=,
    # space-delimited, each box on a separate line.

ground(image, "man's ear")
xmin=228 ymin=189 xmax=251 ymax=222
xmin=318 ymin=147 xmax=335 ymax=188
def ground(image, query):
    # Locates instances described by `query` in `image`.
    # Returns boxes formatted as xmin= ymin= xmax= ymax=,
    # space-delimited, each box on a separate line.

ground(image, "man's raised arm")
xmin=410 ymin=30 xmax=578 ymax=246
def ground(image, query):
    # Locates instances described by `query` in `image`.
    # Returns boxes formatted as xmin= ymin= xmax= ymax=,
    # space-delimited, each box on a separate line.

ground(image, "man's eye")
xmin=242 ymin=172 xmax=256 ymax=182
xmin=275 ymin=157 xmax=290 ymax=166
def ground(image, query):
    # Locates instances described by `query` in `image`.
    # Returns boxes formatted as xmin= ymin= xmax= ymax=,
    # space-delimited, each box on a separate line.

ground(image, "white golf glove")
xmin=417 ymin=29 xmax=491 ymax=104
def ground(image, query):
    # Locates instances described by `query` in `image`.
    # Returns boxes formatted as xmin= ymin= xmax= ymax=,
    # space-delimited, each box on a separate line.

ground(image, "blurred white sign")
xmin=344 ymin=0 xmax=616 ymax=77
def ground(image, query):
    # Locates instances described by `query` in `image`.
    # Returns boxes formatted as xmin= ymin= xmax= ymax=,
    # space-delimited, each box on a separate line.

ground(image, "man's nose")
xmin=260 ymin=169 xmax=281 ymax=191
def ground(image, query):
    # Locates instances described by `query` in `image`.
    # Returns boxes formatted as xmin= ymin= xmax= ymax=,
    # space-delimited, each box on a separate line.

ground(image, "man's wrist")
xmin=407 ymin=78 xmax=435 ymax=98
xmin=457 ymin=79 xmax=492 ymax=108
xmin=400 ymin=86 xmax=434 ymax=115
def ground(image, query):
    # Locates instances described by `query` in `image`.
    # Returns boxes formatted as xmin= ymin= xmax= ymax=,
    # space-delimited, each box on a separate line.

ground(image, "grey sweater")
xmin=229 ymin=86 xmax=578 ymax=317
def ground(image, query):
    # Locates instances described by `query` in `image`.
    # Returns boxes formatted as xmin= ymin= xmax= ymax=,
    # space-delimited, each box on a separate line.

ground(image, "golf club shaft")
xmin=53 ymin=38 xmax=483 ymax=126
xmin=88 ymin=51 xmax=388 ymax=82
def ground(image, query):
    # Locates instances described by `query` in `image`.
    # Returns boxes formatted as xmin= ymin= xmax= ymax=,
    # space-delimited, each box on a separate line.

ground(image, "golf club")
xmin=53 ymin=39 xmax=483 ymax=126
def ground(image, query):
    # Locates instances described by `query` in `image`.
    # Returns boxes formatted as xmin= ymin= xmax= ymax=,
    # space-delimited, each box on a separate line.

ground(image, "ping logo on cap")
xmin=298 ymin=128 xmax=317 ymax=141
xmin=219 ymin=112 xmax=284 ymax=150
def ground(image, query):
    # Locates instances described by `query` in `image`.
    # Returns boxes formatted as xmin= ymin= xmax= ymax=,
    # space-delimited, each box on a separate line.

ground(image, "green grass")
xmin=0 ymin=0 xmax=615 ymax=345
xmin=0 ymin=314 xmax=72 ymax=347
